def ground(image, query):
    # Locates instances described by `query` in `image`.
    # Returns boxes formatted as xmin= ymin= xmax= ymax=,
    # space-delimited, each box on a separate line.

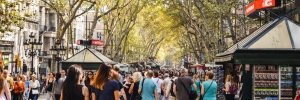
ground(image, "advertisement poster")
xmin=4 ymin=58 xmax=8 ymax=66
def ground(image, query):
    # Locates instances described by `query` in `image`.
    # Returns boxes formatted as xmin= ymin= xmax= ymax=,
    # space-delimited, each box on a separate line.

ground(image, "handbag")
xmin=135 ymin=79 xmax=145 ymax=100
xmin=199 ymin=81 xmax=213 ymax=100
xmin=178 ymin=78 xmax=198 ymax=100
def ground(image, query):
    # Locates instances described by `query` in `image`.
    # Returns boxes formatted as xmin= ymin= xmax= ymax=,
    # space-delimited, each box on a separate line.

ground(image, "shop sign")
xmin=91 ymin=40 xmax=104 ymax=46
xmin=245 ymin=0 xmax=276 ymax=16
xmin=245 ymin=64 xmax=250 ymax=71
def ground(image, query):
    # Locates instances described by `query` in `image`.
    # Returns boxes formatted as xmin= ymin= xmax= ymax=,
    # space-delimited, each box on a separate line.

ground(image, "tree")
xmin=102 ymin=0 xmax=146 ymax=62
xmin=0 ymin=0 xmax=33 ymax=38
xmin=41 ymin=0 xmax=96 ymax=42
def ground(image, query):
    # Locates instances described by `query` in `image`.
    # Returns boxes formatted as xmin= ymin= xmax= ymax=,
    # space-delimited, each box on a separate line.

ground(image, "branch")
xmin=96 ymin=1 xmax=119 ymax=19
xmin=74 ymin=1 xmax=96 ymax=18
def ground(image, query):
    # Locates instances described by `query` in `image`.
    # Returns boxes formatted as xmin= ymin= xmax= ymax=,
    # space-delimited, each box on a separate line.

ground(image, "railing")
xmin=39 ymin=51 xmax=48 ymax=56
xmin=48 ymin=26 xmax=56 ymax=32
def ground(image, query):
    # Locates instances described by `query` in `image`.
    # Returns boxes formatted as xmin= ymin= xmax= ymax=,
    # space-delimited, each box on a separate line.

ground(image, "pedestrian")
xmin=28 ymin=74 xmax=40 ymax=100
xmin=162 ymin=73 xmax=171 ymax=100
xmin=21 ymin=74 xmax=29 ymax=100
xmin=84 ymin=71 xmax=94 ymax=100
xmin=2 ymin=70 xmax=13 ymax=100
xmin=152 ymin=71 xmax=163 ymax=100
xmin=294 ymin=90 xmax=300 ymax=100
xmin=129 ymin=72 xmax=142 ymax=100
xmin=0 ymin=71 xmax=11 ymax=100
xmin=13 ymin=76 xmax=25 ymax=100
xmin=45 ymin=72 xmax=55 ymax=100
xmin=52 ymin=73 xmax=62 ymax=100
xmin=124 ymin=76 xmax=133 ymax=100
xmin=201 ymin=71 xmax=217 ymax=100
xmin=166 ymin=72 xmax=179 ymax=100
xmin=223 ymin=75 xmax=235 ymax=100
xmin=173 ymin=68 xmax=197 ymax=100
xmin=138 ymin=70 xmax=159 ymax=100
xmin=114 ymin=65 xmax=123 ymax=84
xmin=91 ymin=63 xmax=120 ymax=100
xmin=110 ymin=69 xmax=127 ymax=100
xmin=191 ymin=74 xmax=201 ymax=99
xmin=60 ymin=64 xmax=89 ymax=100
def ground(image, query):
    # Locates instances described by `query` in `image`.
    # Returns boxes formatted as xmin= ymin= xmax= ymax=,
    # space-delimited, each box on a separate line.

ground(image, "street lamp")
xmin=23 ymin=33 xmax=43 ymax=75
xmin=50 ymin=42 xmax=66 ymax=73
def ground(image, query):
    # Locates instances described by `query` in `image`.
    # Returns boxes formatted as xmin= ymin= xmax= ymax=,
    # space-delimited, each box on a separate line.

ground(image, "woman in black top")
xmin=124 ymin=76 xmax=133 ymax=100
xmin=61 ymin=64 xmax=89 ymax=100
xmin=84 ymin=71 xmax=94 ymax=100
xmin=129 ymin=72 xmax=142 ymax=100
xmin=46 ymin=72 xmax=54 ymax=100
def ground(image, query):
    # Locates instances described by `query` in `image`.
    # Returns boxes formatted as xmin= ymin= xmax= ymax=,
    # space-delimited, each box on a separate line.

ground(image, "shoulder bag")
xmin=135 ymin=78 xmax=145 ymax=100
xmin=178 ymin=78 xmax=198 ymax=100
xmin=200 ymin=81 xmax=213 ymax=100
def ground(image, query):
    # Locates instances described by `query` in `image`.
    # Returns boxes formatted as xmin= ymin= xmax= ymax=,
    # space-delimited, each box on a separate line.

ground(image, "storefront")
xmin=215 ymin=17 xmax=300 ymax=100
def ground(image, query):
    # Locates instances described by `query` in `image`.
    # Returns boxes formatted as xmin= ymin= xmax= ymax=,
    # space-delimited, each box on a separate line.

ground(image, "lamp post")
xmin=50 ymin=42 xmax=66 ymax=73
xmin=23 ymin=33 xmax=43 ymax=75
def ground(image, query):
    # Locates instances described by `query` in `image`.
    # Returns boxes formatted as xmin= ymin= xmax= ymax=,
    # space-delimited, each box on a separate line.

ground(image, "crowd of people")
xmin=0 ymin=63 xmax=243 ymax=100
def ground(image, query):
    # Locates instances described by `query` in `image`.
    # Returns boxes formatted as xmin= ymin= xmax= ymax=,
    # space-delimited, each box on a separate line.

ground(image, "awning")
xmin=234 ymin=49 xmax=300 ymax=64
xmin=61 ymin=48 xmax=114 ymax=70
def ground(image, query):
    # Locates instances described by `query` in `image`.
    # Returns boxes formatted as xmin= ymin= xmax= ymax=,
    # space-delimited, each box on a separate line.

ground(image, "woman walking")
xmin=28 ymin=74 xmax=40 ymax=100
xmin=91 ymin=63 xmax=120 ymax=100
xmin=84 ymin=71 xmax=94 ymax=100
xmin=0 ymin=72 xmax=11 ymax=100
xmin=124 ymin=77 xmax=133 ymax=100
xmin=22 ymin=75 xmax=29 ymax=100
xmin=13 ymin=76 xmax=25 ymax=100
xmin=52 ymin=73 xmax=63 ymax=100
xmin=60 ymin=64 xmax=89 ymax=100
xmin=191 ymin=75 xmax=201 ymax=99
xmin=201 ymin=71 xmax=217 ymax=100
xmin=45 ymin=72 xmax=55 ymax=100
xmin=223 ymin=75 xmax=235 ymax=100
xmin=129 ymin=72 xmax=142 ymax=100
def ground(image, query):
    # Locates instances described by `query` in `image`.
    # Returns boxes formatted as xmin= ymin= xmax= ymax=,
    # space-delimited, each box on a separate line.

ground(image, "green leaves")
xmin=0 ymin=0 xmax=32 ymax=38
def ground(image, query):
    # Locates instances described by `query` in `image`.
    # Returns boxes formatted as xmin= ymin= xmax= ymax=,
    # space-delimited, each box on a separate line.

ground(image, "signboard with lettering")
xmin=245 ymin=0 xmax=278 ymax=16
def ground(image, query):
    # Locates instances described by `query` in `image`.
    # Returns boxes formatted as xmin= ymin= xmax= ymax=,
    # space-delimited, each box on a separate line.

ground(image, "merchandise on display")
xmin=281 ymin=66 xmax=293 ymax=99
xmin=254 ymin=65 xmax=279 ymax=100
xmin=208 ymin=66 xmax=225 ymax=100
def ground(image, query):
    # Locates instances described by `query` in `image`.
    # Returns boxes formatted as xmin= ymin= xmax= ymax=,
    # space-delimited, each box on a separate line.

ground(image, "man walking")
xmin=152 ymin=71 xmax=163 ymax=100
xmin=166 ymin=72 xmax=179 ymax=100
xmin=162 ymin=73 xmax=171 ymax=100
xmin=173 ymin=68 xmax=197 ymax=100
xmin=139 ymin=70 xmax=159 ymax=100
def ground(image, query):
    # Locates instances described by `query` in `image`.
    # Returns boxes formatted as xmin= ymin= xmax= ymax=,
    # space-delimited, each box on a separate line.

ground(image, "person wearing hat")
xmin=28 ymin=74 xmax=40 ymax=100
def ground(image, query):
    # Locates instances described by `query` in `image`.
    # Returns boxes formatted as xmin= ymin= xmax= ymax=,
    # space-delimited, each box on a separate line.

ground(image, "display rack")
xmin=209 ymin=66 xmax=225 ymax=100
xmin=253 ymin=65 xmax=279 ymax=100
xmin=280 ymin=66 xmax=293 ymax=100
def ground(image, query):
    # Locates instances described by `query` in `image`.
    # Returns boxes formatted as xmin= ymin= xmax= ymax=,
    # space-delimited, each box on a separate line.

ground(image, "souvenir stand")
xmin=61 ymin=48 xmax=114 ymax=71
xmin=214 ymin=17 xmax=300 ymax=100
xmin=206 ymin=64 xmax=225 ymax=100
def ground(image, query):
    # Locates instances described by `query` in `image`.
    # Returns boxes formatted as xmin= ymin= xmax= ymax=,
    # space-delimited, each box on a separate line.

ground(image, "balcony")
xmin=39 ymin=51 xmax=49 ymax=56
xmin=39 ymin=25 xmax=48 ymax=31
xmin=48 ymin=27 xmax=56 ymax=32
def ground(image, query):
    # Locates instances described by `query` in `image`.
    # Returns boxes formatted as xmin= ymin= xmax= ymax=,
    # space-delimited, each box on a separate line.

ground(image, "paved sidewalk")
xmin=37 ymin=94 xmax=47 ymax=100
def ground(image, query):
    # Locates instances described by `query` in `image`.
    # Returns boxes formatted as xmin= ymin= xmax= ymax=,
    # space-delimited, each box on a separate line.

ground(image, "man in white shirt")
xmin=152 ymin=71 xmax=163 ymax=100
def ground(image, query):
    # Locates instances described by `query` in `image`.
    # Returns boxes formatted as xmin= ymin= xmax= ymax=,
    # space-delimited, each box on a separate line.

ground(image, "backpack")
xmin=170 ymin=80 xmax=176 ymax=97
xmin=229 ymin=83 xmax=237 ymax=95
